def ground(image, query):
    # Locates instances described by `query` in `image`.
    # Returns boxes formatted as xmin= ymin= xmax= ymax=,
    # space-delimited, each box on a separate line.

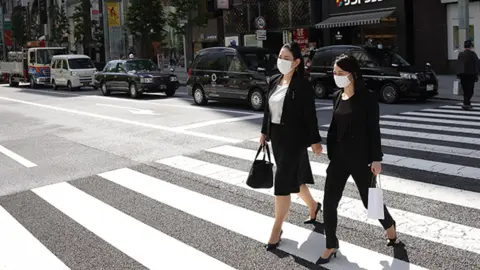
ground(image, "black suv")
xmin=95 ymin=59 xmax=179 ymax=98
xmin=308 ymin=45 xmax=438 ymax=104
xmin=187 ymin=46 xmax=278 ymax=111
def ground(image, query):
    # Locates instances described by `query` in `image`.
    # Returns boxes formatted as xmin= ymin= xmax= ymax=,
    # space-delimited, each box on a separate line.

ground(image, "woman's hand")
xmin=371 ymin=161 xmax=382 ymax=175
xmin=260 ymin=133 xmax=266 ymax=145
xmin=311 ymin=143 xmax=323 ymax=155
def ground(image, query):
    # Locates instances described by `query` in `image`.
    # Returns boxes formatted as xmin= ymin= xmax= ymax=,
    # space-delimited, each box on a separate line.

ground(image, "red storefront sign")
xmin=293 ymin=28 xmax=309 ymax=53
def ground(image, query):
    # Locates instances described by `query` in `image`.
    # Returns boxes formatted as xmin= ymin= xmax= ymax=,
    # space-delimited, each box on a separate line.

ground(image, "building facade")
xmin=316 ymin=0 xmax=449 ymax=73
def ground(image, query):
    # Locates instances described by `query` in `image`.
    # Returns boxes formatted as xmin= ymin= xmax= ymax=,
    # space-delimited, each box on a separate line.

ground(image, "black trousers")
xmin=323 ymin=144 xmax=395 ymax=249
xmin=459 ymin=74 xmax=476 ymax=106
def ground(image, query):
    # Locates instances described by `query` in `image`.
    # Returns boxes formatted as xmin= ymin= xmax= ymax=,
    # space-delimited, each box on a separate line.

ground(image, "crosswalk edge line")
xmin=98 ymin=167 xmax=427 ymax=270
xmin=31 ymin=182 xmax=236 ymax=270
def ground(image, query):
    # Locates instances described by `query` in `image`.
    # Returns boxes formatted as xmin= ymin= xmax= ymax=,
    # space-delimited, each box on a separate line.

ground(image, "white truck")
xmin=0 ymin=43 xmax=68 ymax=88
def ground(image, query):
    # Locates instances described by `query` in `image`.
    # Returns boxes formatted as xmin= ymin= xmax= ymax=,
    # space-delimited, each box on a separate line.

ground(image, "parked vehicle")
xmin=0 ymin=41 xmax=67 ymax=88
xmin=307 ymin=45 xmax=438 ymax=103
xmin=94 ymin=59 xmax=179 ymax=98
xmin=186 ymin=46 xmax=278 ymax=111
xmin=50 ymin=54 xmax=97 ymax=91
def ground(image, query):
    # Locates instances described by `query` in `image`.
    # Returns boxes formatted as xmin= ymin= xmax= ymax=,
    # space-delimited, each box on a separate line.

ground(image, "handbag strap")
xmin=371 ymin=174 xmax=382 ymax=188
xmin=264 ymin=143 xmax=272 ymax=162
xmin=254 ymin=144 xmax=272 ymax=162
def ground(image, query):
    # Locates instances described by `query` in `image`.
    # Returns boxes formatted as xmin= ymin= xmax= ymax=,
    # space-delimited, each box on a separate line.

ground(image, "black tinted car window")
xmin=237 ymin=51 xmax=276 ymax=71
xmin=227 ymin=55 xmax=246 ymax=72
xmin=349 ymin=50 xmax=376 ymax=68
xmin=364 ymin=48 xmax=411 ymax=67
xmin=192 ymin=54 xmax=204 ymax=70
xmin=312 ymin=49 xmax=334 ymax=66
xmin=68 ymin=58 xmax=95 ymax=69
xmin=205 ymin=52 xmax=226 ymax=71
xmin=125 ymin=60 xmax=159 ymax=71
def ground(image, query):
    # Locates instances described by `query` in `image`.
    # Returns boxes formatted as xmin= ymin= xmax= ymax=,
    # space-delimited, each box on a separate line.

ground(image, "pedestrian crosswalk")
xmin=0 ymin=102 xmax=479 ymax=269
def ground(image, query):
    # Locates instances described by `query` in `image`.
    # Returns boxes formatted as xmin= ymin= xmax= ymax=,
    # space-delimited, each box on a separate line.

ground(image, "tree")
xmin=70 ymin=0 xmax=92 ymax=51
xmin=48 ymin=4 xmax=69 ymax=46
xmin=126 ymin=0 xmax=167 ymax=57
xmin=11 ymin=5 xmax=27 ymax=48
xmin=167 ymin=0 xmax=210 ymax=35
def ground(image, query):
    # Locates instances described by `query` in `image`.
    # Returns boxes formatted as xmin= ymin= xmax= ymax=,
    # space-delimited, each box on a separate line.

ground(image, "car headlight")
xmin=140 ymin=77 xmax=153 ymax=83
xmin=170 ymin=76 xmax=178 ymax=82
xmin=399 ymin=72 xmax=417 ymax=80
xmin=70 ymin=71 xmax=77 ymax=76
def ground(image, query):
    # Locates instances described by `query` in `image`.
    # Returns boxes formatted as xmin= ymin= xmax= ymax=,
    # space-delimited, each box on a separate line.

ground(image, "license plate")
xmin=160 ymin=85 xmax=167 ymax=89
xmin=427 ymin=84 xmax=434 ymax=91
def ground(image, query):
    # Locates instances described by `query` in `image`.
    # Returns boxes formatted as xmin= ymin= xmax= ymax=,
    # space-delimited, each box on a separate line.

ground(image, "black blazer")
xmin=261 ymin=73 xmax=321 ymax=147
xmin=326 ymin=84 xmax=383 ymax=164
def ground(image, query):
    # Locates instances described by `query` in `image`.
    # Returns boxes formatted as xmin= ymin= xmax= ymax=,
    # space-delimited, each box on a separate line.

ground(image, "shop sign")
xmin=255 ymin=16 xmax=267 ymax=30
xmin=256 ymin=30 xmax=267 ymax=41
xmin=293 ymin=28 xmax=309 ymax=53
xmin=336 ymin=0 xmax=383 ymax=7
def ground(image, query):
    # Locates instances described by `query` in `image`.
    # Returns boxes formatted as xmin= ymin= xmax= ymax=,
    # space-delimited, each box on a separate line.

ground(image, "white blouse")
xmin=269 ymin=84 xmax=289 ymax=124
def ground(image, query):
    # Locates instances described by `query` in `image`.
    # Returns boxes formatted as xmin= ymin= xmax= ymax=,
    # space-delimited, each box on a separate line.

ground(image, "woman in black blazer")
xmin=260 ymin=42 xmax=323 ymax=251
xmin=317 ymin=54 xmax=397 ymax=264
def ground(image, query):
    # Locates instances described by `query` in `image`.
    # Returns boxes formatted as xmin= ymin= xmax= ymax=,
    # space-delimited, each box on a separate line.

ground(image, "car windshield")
xmin=125 ymin=60 xmax=159 ymax=72
xmin=36 ymin=49 xmax=68 ymax=65
xmin=68 ymin=58 xmax=95 ymax=69
xmin=365 ymin=48 xmax=411 ymax=67
xmin=238 ymin=51 xmax=278 ymax=71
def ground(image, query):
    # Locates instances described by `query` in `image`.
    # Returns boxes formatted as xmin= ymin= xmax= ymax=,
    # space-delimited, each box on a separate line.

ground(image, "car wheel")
xmin=380 ymin=83 xmax=400 ymax=104
xmin=8 ymin=75 xmax=18 ymax=87
xmin=67 ymin=81 xmax=73 ymax=91
xmin=129 ymin=83 xmax=140 ymax=98
xmin=314 ymin=82 xmax=328 ymax=99
xmin=249 ymin=88 xmax=264 ymax=111
xmin=193 ymin=86 xmax=207 ymax=105
xmin=101 ymin=82 xmax=110 ymax=96
xmin=52 ymin=80 xmax=58 ymax=90
xmin=165 ymin=87 xmax=176 ymax=97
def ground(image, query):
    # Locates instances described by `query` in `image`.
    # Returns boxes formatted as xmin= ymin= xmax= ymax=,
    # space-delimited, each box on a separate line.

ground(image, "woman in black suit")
xmin=317 ymin=54 xmax=397 ymax=264
xmin=260 ymin=42 xmax=323 ymax=250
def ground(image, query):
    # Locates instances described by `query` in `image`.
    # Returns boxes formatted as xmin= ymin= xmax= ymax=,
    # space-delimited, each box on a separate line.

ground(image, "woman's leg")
xmin=297 ymin=184 xmax=319 ymax=218
xmin=350 ymin=165 xmax=396 ymax=237
xmin=321 ymin=160 xmax=350 ymax=257
xmin=268 ymin=195 xmax=291 ymax=244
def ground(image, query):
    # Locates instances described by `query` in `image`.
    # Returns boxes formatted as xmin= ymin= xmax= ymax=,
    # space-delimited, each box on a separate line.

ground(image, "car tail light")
xmin=187 ymin=68 xmax=192 ymax=80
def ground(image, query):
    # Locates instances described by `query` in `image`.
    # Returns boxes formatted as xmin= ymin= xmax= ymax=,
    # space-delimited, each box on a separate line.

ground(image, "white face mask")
xmin=334 ymin=74 xmax=351 ymax=88
xmin=277 ymin=59 xmax=294 ymax=74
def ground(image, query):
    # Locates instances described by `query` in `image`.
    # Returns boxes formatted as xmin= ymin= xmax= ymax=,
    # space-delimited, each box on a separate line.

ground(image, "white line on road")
xmin=158 ymin=156 xmax=480 ymax=255
xmin=379 ymin=120 xmax=479 ymax=135
xmin=172 ymin=114 xmax=264 ymax=130
xmin=32 ymin=183 xmax=234 ymax=270
xmin=0 ymin=145 xmax=37 ymax=167
xmin=96 ymin=103 xmax=159 ymax=115
xmin=381 ymin=114 xmax=480 ymax=127
xmin=0 ymin=206 xmax=70 ymax=270
xmin=402 ymin=111 xmax=480 ymax=120
xmin=316 ymin=105 xmax=333 ymax=111
xmin=422 ymin=108 xmax=480 ymax=115
xmin=101 ymin=168 xmax=426 ymax=269
xmin=0 ymin=96 xmax=241 ymax=144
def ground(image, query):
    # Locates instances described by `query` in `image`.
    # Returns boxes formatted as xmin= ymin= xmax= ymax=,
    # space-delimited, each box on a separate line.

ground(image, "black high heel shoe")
xmin=304 ymin=202 xmax=322 ymax=224
xmin=317 ymin=248 xmax=338 ymax=265
xmin=265 ymin=230 xmax=283 ymax=251
xmin=386 ymin=221 xmax=398 ymax=247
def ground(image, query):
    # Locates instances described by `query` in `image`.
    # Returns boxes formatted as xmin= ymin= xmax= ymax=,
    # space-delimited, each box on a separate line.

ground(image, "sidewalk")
xmin=435 ymin=75 xmax=480 ymax=102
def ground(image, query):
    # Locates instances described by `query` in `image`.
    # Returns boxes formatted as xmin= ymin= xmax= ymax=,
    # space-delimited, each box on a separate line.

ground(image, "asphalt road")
xmin=0 ymin=84 xmax=478 ymax=270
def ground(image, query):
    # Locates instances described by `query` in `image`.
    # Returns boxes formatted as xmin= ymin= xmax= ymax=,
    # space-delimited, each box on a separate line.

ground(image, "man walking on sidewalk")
xmin=457 ymin=40 xmax=479 ymax=110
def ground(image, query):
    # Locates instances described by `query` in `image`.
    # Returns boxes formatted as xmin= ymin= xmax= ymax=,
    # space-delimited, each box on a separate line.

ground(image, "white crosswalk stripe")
xmin=0 ymin=103 xmax=479 ymax=269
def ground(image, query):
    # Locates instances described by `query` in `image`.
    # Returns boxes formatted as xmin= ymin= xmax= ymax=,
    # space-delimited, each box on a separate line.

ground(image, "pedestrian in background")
xmin=457 ymin=39 xmax=479 ymax=110
xmin=259 ymin=42 xmax=323 ymax=251
xmin=318 ymin=54 xmax=397 ymax=264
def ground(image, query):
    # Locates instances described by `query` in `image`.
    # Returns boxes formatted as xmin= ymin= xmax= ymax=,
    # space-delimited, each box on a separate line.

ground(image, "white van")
xmin=50 ymin=54 xmax=97 ymax=90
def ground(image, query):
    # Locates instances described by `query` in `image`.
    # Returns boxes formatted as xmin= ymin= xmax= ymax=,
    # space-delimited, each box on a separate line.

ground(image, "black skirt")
xmin=270 ymin=123 xmax=315 ymax=196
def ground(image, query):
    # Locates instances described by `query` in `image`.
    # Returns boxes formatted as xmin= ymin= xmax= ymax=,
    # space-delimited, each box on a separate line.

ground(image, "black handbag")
xmin=246 ymin=144 xmax=274 ymax=189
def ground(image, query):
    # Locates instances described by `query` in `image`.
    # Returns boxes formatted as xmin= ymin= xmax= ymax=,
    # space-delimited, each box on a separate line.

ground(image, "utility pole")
xmin=458 ymin=0 xmax=469 ymax=50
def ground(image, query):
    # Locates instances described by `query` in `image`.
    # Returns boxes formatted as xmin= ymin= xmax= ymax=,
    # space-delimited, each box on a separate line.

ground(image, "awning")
xmin=315 ymin=8 xmax=396 ymax=29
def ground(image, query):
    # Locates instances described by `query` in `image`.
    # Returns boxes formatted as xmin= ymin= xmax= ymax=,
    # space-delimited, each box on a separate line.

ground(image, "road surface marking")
xmin=422 ymin=108 xmax=480 ymax=115
xmin=316 ymin=105 xmax=333 ymax=111
xmin=381 ymin=114 xmax=480 ymax=127
xmin=0 ymin=145 xmax=37 ymax=168
xmin=0 ymin=206 xmax=70 ymax=270
xmin=32 ymin=182 xmax=235 ymax=270
xmin=96 ymin=103 xmax=160 ymax=115
xmin=0 ymin=96 xmax=241 ymax=144
xmin=440 ymin=105 xmax=480 ymax=111
xmin=172 ymin=114 xmax=264 ymax=130
xmin=380 ymin=120 xmax=480 ymax=135
xmin=401 ymin=111 xmax=480 ymax=121
xmin=248 ymin=141 xmax=480 ymax=211
xmin=157 ymin=156 xmax=480 ymax=254
xmin=100 ymin=167 xmax=427 ymax=269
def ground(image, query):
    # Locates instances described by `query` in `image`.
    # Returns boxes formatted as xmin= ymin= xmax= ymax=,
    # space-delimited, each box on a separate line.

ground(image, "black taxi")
xmin=95 ymin=59 xmax=179 ymax=98
xmin=187 ymin=46 xmax=278 ymax=111
xmin=307 ymin=45 xmax=438 ymax=104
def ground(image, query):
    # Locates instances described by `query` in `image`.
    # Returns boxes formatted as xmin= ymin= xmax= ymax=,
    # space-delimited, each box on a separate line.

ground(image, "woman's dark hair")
xmin=335 ymin=54 xmax=365 ymax=88
xmin=281 ymin=42 xmax=305 ymax=76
